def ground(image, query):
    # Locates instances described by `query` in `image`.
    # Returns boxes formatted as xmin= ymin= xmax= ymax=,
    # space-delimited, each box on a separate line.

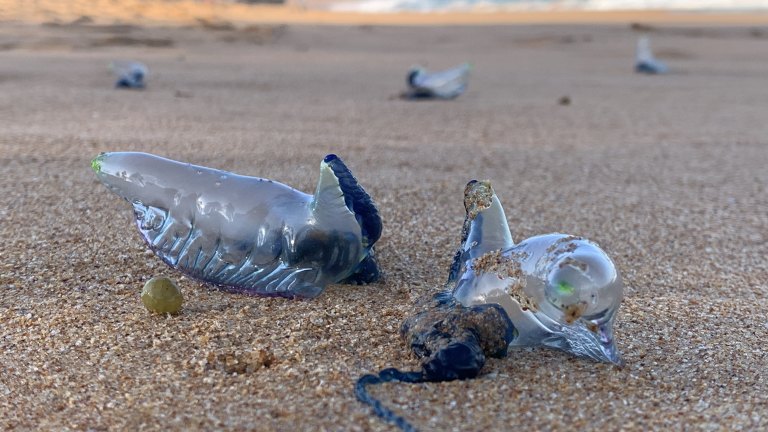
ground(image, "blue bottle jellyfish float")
xmin=357 ymin=180 xmax=623 ymax=431
xmin=448 ymin=180 xmax=623 ymax=365
xmin=111 ymin=61 xmax=149 ymax=89
xmin=403 ymin=63 xmax=470 ymax=99
xmin=92 ymin=152 xmax=382 ymax=298
xmin=635 ymin=36 xmax=668 ymax=74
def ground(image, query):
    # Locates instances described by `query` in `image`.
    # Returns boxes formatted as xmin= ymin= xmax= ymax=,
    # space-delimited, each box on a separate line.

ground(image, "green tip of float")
xmin=91 ymin=153 xmax=105 ymax=173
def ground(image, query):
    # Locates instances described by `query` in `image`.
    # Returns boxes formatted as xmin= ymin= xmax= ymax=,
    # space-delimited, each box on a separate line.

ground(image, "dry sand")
xmin=1 ymin=7 xmax=768 ymax=432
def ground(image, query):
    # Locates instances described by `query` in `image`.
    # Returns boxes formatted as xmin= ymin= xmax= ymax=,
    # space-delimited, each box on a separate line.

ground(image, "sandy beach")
xmin=2 ymin=3 xmax=768 ymax=431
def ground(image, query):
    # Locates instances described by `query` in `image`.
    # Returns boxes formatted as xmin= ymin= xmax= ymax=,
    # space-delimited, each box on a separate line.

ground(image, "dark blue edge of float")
xmin=323 ymin=154 xmax=383 ymax=248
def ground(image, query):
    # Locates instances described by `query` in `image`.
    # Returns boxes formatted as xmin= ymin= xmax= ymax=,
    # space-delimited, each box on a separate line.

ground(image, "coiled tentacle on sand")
xmin=356 ymin=292 xmax=515 ymax=432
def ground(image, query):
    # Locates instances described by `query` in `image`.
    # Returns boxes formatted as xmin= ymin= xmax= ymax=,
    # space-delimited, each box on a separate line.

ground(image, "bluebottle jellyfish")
xmin=111 ymin=61 xmax=148 ymax=89
xmin=403 ymin=63 xmax=470 ymax=100
xmin=635 ymin=36 xmax=668 ymax=74
xmin=92 ymin=152 xmax=382 ymax=298
xmin=449 ymin=180 xmax=623 ymax=365
xmin=357 ymin=180 xmax=623 ymax=431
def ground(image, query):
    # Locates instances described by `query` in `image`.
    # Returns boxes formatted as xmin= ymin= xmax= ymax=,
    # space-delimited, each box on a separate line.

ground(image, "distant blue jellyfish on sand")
xmin=403 ymin=63 xmax=470 ymax=99
xmin=635 ymin=36 xmax=668 ymax=74
xmin=111 ymin=61 xmax=148 ymax=89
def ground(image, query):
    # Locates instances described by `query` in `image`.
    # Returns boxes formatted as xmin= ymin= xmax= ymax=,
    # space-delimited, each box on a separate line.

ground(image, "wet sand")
xmin=1 ymin=12 xmax=768 ymax=432
xmin=3 ymin=0 xmax=768 ymax=26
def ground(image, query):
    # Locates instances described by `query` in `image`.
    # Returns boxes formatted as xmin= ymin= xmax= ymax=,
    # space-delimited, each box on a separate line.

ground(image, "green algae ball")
xmin=141 ymin=277 xmax=183 ymax=314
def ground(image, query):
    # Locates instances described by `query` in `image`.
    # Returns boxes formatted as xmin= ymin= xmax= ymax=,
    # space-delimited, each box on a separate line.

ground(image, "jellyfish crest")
xmin=311 ymin=156 xmax=359 ymax=224
xmin=636 ymin=36 xmax=654 ymax=64
xmin=313 ymin=154 xmax=382 ymax=250
xmin=462 ymin=180 xmax=514 ymax=259
xmin=307 ymin=154 xmax=383 ymax=284
xmin=447 ymin=180 xmax=513 ymax=284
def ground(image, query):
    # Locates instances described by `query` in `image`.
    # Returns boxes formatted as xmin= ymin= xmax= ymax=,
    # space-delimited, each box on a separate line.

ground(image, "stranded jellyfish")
xmin=357 ymin=180 xmax=623 ymax=431
xmin=403 ymin=63 xmax=470 ymax=99
xmin=92 ymin=152 xmax=382 ymax=298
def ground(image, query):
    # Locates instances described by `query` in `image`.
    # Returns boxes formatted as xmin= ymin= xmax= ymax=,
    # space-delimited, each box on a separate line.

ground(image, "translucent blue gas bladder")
xmin=111 ymin=61 xmax=148 ymax=89
xmin=404 ymin=63 xmax=470 ymax=99
xmin=92 ymin=152 xmax=382 ymax=298
xmin=449 ymin=180 xmax=623 ymax=364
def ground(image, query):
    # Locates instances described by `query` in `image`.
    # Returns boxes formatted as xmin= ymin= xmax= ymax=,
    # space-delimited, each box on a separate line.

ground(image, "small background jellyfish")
xmin=111 ymin=60 xmax=149 ymax=89
xmin=635 ymin=36 xmax=668 ymax=74
xmin=403 ymin=63 xmax=470 ymax=99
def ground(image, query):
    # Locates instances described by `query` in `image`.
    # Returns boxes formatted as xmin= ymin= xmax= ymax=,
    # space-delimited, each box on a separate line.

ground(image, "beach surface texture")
xmin=1 ymin=2 xmax=767 ymax=431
